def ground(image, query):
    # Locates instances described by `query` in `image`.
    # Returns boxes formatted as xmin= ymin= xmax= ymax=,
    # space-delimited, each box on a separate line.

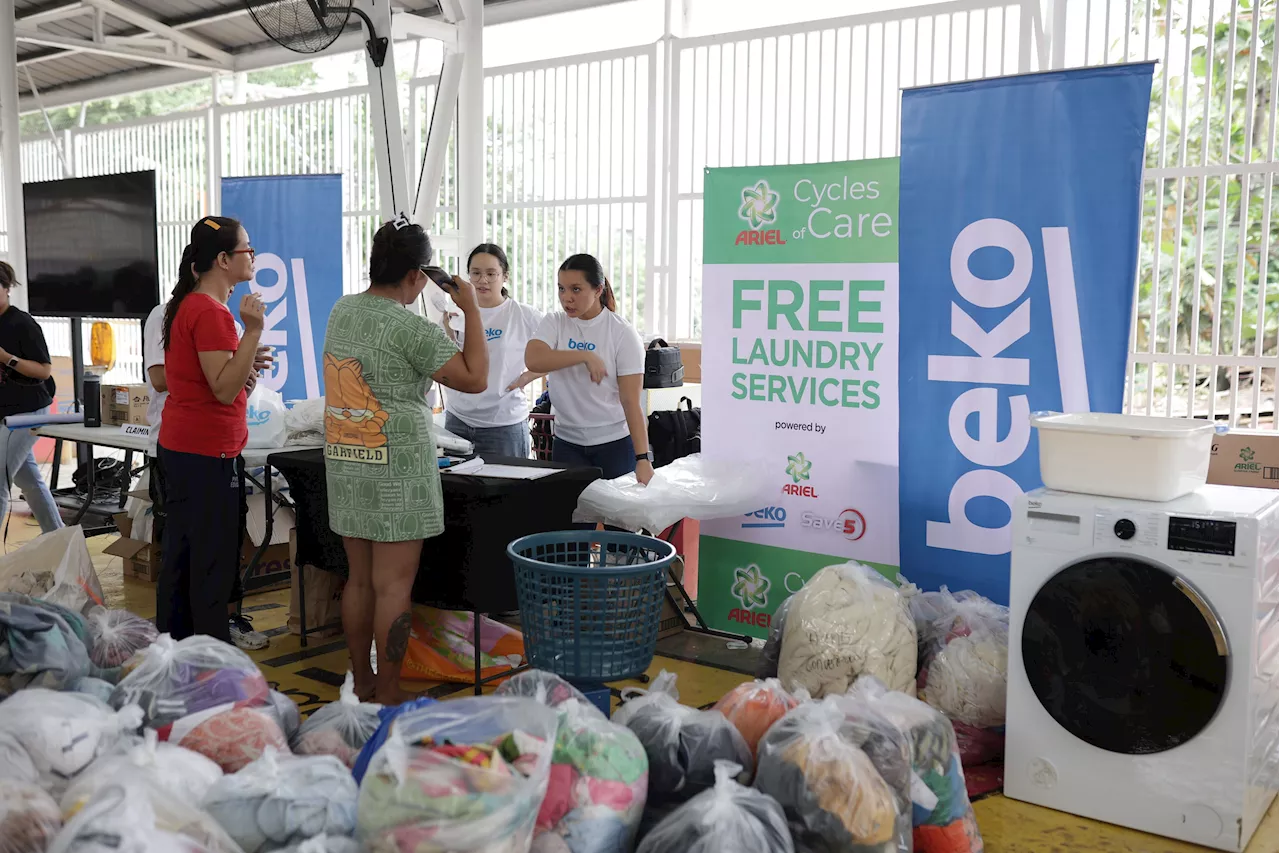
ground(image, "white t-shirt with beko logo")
xmin=533 ymin=309 xmax=644 ymax=446
xmin=142 ymin=302 xmax=167 ymax=457
xmin=446 ymin=298 xmax=545 ymax=428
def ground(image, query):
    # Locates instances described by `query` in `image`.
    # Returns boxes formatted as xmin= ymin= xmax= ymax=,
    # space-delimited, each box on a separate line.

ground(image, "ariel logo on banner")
xmin=700 ymin=159 xmax=902 ymax=639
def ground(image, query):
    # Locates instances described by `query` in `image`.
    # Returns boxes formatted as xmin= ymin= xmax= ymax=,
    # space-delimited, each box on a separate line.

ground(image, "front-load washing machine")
xmin=1006 ymin=485 xmax=1278 ymax=851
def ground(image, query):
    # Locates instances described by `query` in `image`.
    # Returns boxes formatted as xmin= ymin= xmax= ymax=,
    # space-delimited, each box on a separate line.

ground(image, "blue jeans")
xmin=445 ymin=412 xmax=531 ymax=460
xmin=552 ymin=435 xmax=636 ymax=479
xmin=1 ymin=406 xmax=64 ymax=534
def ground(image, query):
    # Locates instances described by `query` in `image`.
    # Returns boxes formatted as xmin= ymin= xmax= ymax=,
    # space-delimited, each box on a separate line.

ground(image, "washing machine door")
xmin=1022 ymin=555 xmax=1229 ymax=755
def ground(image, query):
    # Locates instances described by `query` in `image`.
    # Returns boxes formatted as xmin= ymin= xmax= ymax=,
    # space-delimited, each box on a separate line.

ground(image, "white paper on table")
xmin=469 ymin=464 xmax=557 ymax=480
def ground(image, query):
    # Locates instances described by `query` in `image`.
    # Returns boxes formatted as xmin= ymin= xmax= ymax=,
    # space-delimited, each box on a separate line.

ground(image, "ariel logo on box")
xmin=729 ymin=563 xmax=773 ymax=627
xmin=1236 ymin=446 xmax=1260 ymax=472
xmin=736 ymin=180 xmax=786 ymax=246
xmin=783 ymin=451 xmax=818 ymax=498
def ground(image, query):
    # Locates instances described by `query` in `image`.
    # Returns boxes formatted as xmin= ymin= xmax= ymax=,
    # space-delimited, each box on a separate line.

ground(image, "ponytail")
xmin=163 ymin=216 xmax=242 ymax=351
xmin=559 ymin=253 xmax=617 ymax=313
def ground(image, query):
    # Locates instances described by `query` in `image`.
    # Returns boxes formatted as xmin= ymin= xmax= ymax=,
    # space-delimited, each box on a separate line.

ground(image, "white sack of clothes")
xmin=85 ymin=607 xmax=159 ymax=670
xmin=572 ymin=454 xmax=772 ymax=533
xmin=613 ymin=670 xmax=752 ymax=804
xmin=905 ymin=586 xmax=1009 ymax=729
xmin=0 ymin=689 xmax=142 ymax=797
xmin=61 ymin=729 xmax=223 ymax=817
xmin=778 ymin=563 xmax=917 ymax=699
xmin=203 ymin=749 xmax=358 ymax=853
xmin=635 ymin=761 xmax=793 ymax=853
xmin=0 ymin=526 xmax=104 ymax=614
xmin=292 ymin=672 xmax=383 ymax=768
xmin=48 ymin=776 xmax=241 ymax=853
xmin=245 ymin=384 xmax=289 ymax=449
xmin=284 ymin=397 xmax=325 ymax=443
xmin=0 ymin=779 xmax=62 ymax=853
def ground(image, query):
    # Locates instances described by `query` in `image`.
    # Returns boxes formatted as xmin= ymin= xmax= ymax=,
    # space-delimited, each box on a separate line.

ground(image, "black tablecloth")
xmin=270 ymin=449 xmax=601 ymax=613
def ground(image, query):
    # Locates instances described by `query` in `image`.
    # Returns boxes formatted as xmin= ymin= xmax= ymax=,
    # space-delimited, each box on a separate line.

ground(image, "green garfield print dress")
xmin=323 ymin=293 xmax=458 ymax=542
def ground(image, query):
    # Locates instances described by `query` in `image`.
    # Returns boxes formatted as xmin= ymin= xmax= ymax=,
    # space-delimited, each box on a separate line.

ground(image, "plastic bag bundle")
xmin=69 ymin=677 xmax=116 ymax=704
xmin=61 ymin=729 xmax=223 ymax=818
xmin=636 ymin=761 xmax=792 ymax=853
xmin=293 ymin=672 xmax=383 ymax=768
xmin=0 ymin=593 xmax=95 ymax=696
xmin=0 ymin=780 xmax=61 ymax=853
xmin=0 ymin=526 xmax=105 ymax=615
xmin=495 ymin=669 xmax=591 ymax=709
xmin=909 ymin=588 xmax=1009 ymax=730
xmin=357 ymin=696 xmax=560 ymax=853
xmin=110 ymin=634 xmax=271 ymax=728
xmin=85 ymin=607 xmax=158 ymax=670
xmin=174 ymin=705 xmax=291 ymax=773
xmin=203 ymin=749 xmax=358 ymax=853
xmin=273 ymin=835 xmax=362 ymax=853
xmin=755 ymin=700 xmax=906 ymax=853
xmin=823 ymin=694 xmax=917 ymax=844
xmin=613 ymin=671 xmax=753 ymax=803
xmin=0 ymin=689 xmax=142 ymax=797
xmin=713 ymin=678 xmax=801 ymax=760
xmin=267 ymin=690 xmax=302 ymax=740
xmin=849 ymin=677 xmax=983 ymax=853
xmin=778 ymin=563 xmax=917 ymax=699
xmin=350 ymin=696 xmax=438 ymax=784
xmin=755 ymin=595 xmax=794 ymax=680
xmin=46 ymin=777 xmax=240 ymax=853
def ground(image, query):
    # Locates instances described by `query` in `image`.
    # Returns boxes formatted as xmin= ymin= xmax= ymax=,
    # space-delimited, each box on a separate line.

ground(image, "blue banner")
xmin=221 ymin=174 xmax=343 ymax=403
xmin=898 ymin=65 xmax=1154 ymax=604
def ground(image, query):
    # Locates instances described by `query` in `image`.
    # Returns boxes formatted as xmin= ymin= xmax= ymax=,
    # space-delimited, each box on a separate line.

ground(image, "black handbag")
xmin=644 ymin=339 xmax=685 ymax=389
xmin=648 ymin=397 xmax=701 ymax=468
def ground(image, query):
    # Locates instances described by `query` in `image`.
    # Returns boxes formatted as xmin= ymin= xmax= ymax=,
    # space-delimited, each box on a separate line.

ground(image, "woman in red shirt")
xmin=157 ymin=216 xmax=265 ymax=643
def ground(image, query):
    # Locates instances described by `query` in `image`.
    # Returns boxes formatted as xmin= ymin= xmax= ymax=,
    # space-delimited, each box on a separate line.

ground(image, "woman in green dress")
xmin=323 ymin=218 xmax=487 ymax=703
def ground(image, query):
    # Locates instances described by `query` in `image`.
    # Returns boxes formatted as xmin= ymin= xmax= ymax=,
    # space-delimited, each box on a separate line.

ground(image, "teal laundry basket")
xmin=508 ymin=531 xmax=675 ymax=682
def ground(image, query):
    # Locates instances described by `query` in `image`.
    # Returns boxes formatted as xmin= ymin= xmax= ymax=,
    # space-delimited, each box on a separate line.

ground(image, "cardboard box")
xmin=287 ymin=529 xmax=345 ymax=638
xmin=104 ymin=512 xmax=161 ymax=582
xmin=240 ymin=537 xmax=292 ymax=593
xmin=101 ymin=383 xmax=151 ymax=426
xmin=1208 ymin=430 xmax=1279 ymax=489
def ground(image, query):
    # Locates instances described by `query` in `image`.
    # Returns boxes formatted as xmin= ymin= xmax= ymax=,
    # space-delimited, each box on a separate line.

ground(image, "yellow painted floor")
xmin=8 ymin=511 xmax=1277 ymax=853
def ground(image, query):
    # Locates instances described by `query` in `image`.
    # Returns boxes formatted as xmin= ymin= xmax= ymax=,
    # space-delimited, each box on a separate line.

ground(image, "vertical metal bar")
xmin=1188 ymin=0 xmax=1216 ymax=421
xmin=1083 ymin=0 xmax=1092 ymax=66
xmin=645 ymin=47 xmax=657 ymax=335
xmin=1209 ymin=0 xmax=1240 ymax=425
xmin=1256 ymin=1 xmax=1280 ymax=429
xmin=1230 ymin=0 xmax=1262 ymax=427
xmin=1165 ymin=0 xmax=1196 ymax=417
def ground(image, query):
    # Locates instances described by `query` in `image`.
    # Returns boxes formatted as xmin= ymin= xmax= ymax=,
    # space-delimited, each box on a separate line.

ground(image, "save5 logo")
xmin=801 ymin=508 xmax=867 ymax=541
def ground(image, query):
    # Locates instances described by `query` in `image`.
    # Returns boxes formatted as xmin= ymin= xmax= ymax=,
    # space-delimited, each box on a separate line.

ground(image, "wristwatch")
xmin=6 ymin=356 xmax=17 ymax=369
xmin=636 ymin=451 xmax=654 ymax=463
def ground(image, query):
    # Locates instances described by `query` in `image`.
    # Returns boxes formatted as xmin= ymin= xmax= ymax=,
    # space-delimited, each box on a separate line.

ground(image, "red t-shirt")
xmin=157 ymin=293 xmax=248 ymax=457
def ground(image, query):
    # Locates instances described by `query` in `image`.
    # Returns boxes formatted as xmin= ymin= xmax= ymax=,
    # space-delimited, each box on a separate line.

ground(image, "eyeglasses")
xmin=469 ymin=271 xmax=503 ymax=282
xmin=230 ymin=248 xmax=256 ymax=258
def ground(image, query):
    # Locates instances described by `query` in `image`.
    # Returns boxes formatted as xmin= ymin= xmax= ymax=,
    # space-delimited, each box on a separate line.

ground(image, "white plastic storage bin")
xmin=1031 ymin=412 xmax=1215 ymax=502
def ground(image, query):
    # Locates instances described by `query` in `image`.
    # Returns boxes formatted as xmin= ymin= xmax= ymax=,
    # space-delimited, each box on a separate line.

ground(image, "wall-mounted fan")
xmin=243 ymin=0 xmax=388 ymax=65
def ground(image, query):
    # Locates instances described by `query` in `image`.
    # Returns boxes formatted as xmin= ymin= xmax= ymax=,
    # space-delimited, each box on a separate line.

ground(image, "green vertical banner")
xmin=699 ymin=160 xmax=901 ymax=638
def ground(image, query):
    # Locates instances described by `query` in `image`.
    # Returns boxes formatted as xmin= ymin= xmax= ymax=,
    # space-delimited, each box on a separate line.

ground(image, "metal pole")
xmin=363 ymin=0 xmax=411 ymax=222
xmin=457 ymin=0 xmax=485 ymax=252
xmin=0 ymin=3 xmax=28 ymax=308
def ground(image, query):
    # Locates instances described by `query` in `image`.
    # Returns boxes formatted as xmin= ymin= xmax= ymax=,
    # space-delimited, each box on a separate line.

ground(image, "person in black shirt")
xmin=0 ymin=262 xmax=63 ymax=534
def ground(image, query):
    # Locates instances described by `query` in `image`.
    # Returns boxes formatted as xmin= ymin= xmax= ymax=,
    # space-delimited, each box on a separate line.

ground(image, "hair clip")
xmin=202 ymin=219 xmax=222 ymax=230
xmin=391 ymin=213 xmax=414 ymax=230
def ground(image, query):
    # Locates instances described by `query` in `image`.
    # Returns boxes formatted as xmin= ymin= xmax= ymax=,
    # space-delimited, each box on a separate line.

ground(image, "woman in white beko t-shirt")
xmin=444 ymin=243 xmax=545 ymax=458
xmin=525 ymin=253 xmax=654 ymax=485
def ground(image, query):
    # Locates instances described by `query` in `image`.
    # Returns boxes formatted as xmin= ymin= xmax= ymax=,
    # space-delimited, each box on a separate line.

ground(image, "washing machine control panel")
xmin=1167 ymin=516 xmax=1237 ymax=556
xmin=1093 ymin=509 xmax=1161 ymax=549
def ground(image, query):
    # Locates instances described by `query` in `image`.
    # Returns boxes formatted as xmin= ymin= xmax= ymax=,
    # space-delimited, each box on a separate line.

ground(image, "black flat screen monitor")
xmin=23 ymin=171 xmax=160 ymax=319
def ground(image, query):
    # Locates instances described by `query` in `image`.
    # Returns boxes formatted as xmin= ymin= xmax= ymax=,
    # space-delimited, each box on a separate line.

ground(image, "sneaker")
xmin=229 ymin=614 xmax=269 ymax=650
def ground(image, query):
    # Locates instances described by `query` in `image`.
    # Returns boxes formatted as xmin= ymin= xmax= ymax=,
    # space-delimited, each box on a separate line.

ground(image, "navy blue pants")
xmin=552 ymin=435 xmax=636 ymax=480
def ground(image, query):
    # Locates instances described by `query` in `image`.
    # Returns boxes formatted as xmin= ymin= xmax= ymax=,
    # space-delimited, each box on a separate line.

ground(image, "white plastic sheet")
xmin=572 ymin=454 xmax=772 ymax=533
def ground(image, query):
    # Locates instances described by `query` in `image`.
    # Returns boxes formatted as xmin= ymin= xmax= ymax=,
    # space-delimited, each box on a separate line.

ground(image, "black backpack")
xmin=648 ymin=397 xmax=700 ymax=468
xmin=644 ymin=339 xmax=685 ymax=389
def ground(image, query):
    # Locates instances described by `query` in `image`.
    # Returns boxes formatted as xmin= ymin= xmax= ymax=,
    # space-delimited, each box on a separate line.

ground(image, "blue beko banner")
xmin=221 ymin=174 xmax=343 ymax=403
xmin=897 ymin=64 xmax=1154 ymax=604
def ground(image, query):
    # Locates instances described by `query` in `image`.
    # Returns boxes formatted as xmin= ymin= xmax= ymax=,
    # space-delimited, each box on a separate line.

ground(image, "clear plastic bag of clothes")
xmin=351 ymin=696 xmax=439 ymax=784
xmin=755 ymin=699 xmax=907 ymax=853
xmin=0 ymin=526 xmax=104 ymax=615
xmin=292 ymin=672 xmax=383 ymax=768
xmin=0 ymin=689 xmax=142 ymax=797
xmin=0 ymin=780 xmax=62 ymax=853
xmin=357 ymin=695 xmax=560 ymax=853
xmin=203 ymin=749 xmax=358 ymax=853
xmin=61 ymin=729 xmax=223 ymax=817
xmin=755 ymin=595 xmax=795 ymax=680
xmin=778 ymin=563 xmax=917 ymax=699
xmin=172 ymin=705 xmax=291 ymax=774
xmin=823 ymin=694 xmax=918 ymax=846
xmin=613 ymin=671 xmax=753 ymax=804
xmin=713 ymin=678 xmax=802 ymax=761
xmin=110 ymin=634 xmax=271 ymax=728
xmin=495 ymin=670 xmax=592 ymax=711
xmin=636 ymin=761 xmax=792 ymax=853
xmin=46 ymin=776 xmax=240 ymax=853
xmin=273 ymin=835 xmax=362 ymax=853
xmin=572 ymin=454 xmax=772 ymax=533
xmin=849 ymin=677 xmax=983 ymax=853
xmin=85 ymin=607 xmax=158 ymax=670
xmin=266 ymin=690 xmax=302 ymax=741
xmin=0 ymin=593 xmax=95 ymax=696
xmin=908 ymin=587 xmax=1009 ymax=730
